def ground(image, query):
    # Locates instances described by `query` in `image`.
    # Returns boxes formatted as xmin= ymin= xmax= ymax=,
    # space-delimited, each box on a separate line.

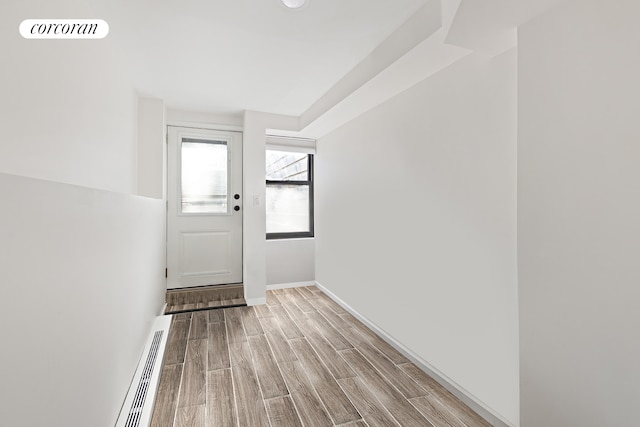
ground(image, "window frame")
xmin=266 ymin=152 xmax=314 ymax=240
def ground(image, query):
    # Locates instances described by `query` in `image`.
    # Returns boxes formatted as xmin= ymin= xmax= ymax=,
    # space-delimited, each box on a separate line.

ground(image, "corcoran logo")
xmin=19 ymin=19 xmax=109 ymax=39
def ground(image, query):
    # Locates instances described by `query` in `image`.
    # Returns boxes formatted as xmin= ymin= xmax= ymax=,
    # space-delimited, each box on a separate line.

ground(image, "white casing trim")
xmin=166 ymin=121 xmax=243 ymax=132
xmin=314 ymin=281 xmax=513 ymax=427
xmin=267 ymin=281 xmax=316 ymax=290
xmin=115 ymin=314 xmax=172 ymax=427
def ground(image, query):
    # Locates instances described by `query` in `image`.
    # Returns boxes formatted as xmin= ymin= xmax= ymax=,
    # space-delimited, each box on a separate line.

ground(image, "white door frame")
xmin=166 ymin=126 xmax=243 ymax=289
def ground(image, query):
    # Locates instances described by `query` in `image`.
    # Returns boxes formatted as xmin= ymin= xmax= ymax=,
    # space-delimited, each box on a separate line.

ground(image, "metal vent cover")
xmin=124 ymin=331 xmax=163 ymax=427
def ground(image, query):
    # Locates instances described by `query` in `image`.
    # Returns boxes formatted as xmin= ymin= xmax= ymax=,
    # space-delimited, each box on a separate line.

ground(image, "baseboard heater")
xmin=115 ymin=315 xmax=172 ymax=427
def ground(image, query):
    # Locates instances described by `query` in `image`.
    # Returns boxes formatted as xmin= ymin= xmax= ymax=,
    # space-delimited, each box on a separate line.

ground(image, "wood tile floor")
xmin=150 ymin=286 xmax=492 ymax=427
xmin=165 ymin=297 xmax=247 ymax=315
xmin=165 ymin=284 xmax=246 ymax=314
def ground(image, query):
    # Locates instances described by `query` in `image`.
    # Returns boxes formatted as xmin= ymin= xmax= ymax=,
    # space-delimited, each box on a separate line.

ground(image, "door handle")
xmin=234 ymin=205 xmax=240 ymax=211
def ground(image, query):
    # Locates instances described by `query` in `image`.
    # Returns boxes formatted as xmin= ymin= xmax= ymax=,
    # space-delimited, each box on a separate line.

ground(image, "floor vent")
xmin=116 ymin=316 xmax=172 ymax=427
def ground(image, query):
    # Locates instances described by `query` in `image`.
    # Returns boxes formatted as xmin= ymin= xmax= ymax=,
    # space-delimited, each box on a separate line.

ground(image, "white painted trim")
xmin=159 ymin=302 xmax=167 ymax=316
xmin=115 ymin=314 xmax=172 ymax=427
xmin=265 ymin=135 xmax=316 ymax=154
xmin=245 ymin=297 xmax=267 ymax=306
xmin=314 ymin=281 xmax=513 ymax=427
xmin=166 ymin=121 xmax=243 ymax=132
xmin=267 ymin=281 xmax=316 ymax=290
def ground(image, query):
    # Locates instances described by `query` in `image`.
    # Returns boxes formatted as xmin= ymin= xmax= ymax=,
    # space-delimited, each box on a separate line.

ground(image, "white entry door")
xmin=167 ymin=127 xmax=243 ymax=289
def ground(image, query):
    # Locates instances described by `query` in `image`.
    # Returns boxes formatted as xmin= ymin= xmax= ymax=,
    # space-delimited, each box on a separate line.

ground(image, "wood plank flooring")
xmin=151 ymin=286 xmax=492 ymax=427
xmin=165 ymin=284 xmax=246 ymax=314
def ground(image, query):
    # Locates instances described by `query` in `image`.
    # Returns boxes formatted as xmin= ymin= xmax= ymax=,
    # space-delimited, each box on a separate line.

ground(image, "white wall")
xmin=266 ymin=238 xmax=315 ymax=286
xmin=243 ymin=111 xmax=299 ymax=304
xmin=0 ymin=2 xmax=167 ymax=425
xmin=241 ymin=111 xmax=268 ymax=304
xmin=138 ymin=98 xmax=166 ymax=199
xmin=316 ymin=51 xmax=519 ymax=425
xmin=518 ymin=1 xmax=640 ymax=426
xmin=0 ymin=1 xmax=137 ymax=194
xmin=167 ymin=108 xmax=244 ymax=129
xmin=0 ymin=174 xmax=166 ymax=427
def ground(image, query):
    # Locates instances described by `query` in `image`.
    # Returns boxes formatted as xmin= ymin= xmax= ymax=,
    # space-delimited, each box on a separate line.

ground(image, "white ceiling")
xmin=90 ymin=0 xmax=429 ymax=116
xmin=85 ymin=0 xmax=568 ymax=137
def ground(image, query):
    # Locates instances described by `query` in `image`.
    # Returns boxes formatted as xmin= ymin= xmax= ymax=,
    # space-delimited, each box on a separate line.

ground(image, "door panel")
xmin=180 ymin=231 xmax=230 ymax=275
xmin=167 ymin=127 xmax=242 ymax=289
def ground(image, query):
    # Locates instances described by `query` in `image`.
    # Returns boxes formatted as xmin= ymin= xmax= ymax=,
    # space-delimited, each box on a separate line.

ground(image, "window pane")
xmin=266 ymin=185 xmax=310 ymax=233
xmin=266 ymin=150 xmax=308 ymax=181
xmin=181 ymin=140 xmax=228 ymax=213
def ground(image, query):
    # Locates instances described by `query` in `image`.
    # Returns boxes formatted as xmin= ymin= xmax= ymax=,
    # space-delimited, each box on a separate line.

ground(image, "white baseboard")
xmin=267 ymin=281 xmax=316 ymax=291
xmin=314 ymin=281 xmax=513 ymax=427
xmin=245 ymin=297 xmax=267 ymax=306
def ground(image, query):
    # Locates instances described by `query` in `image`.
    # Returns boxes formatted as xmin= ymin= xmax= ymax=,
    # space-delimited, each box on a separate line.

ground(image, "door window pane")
xmin=266 ymin=185 xmax=310 ymax=233
xmin=181 ymin=139 xmax=228 ymax=213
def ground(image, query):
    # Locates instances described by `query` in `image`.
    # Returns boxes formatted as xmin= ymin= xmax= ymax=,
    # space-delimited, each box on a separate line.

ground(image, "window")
xmin=180 ymin=138 xmax=228 ymax=214
xmin=266 ymin=150 xmax=314 ymax=239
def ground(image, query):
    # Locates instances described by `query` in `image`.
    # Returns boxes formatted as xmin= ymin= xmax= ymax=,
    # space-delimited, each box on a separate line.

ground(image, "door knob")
xmin=234 ymin=194 xmax=240 ymax=200
xmin=234 ymin=205 xmax=240 ymax=211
